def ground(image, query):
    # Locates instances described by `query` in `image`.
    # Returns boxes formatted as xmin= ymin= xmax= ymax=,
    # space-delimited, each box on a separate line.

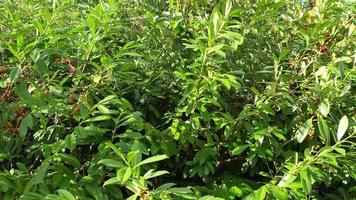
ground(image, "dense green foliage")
xmin=0 ymin=0 xmax=355 ymax=199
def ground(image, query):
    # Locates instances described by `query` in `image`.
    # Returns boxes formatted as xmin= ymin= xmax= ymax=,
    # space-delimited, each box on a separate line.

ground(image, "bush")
xmin=0 ymin=0 xmax=355 ymax=199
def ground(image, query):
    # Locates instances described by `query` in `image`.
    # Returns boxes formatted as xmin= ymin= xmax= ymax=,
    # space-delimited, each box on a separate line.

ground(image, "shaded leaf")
xmin=8 ymin=66 xmax=22 ymax=84
xmin=317 ymin=115 xmax=330 ymax=145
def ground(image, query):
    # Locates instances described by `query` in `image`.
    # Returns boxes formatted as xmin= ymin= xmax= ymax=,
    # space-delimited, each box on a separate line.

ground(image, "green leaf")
xmin=207 ymin=44 xmax=225 ymax=55
xmin=99 ymin=159 xmax=122 ymax=168
xmin=334 ymin=147 xmax=346 ymax=156
xmin=231 ymin=145 xmax=249 ymax=155
xmin=64 ymin=134 xmax=76 ymax=151
xmin=93 ymin=75 xmax=101 ymax=83
xmin=8 ymin=66 xmax=22 ymax=84
xmin=277 ymin=174 xmax=297 ymax=187
xmin=266 ymin=184 xmax=288 ymax=200
xmin=259 ymin=103 xmax=275 ymax=116
xmin=245 ymin=186 xmax=267 ymax=200
xmin=116 ymin=168 xmax=126 ymax=183
xmin=224 ymin=0 xmax=232 ymax=17
xmin=105 ymin=142 xmax=128 ymax=165
xmin=97 ymin=95 xmax=117 ymax=105
xmin=127 ymin=151 xmax=139 ymax=166
xmin=19 ymin=193 xmax=44 ymax=200
xmin=143 ymin=170 xmax=169 ymax=179
xmin=36 ymin=57 xmax=49 ymax=74
xmin=44 ymin=194 xmax=59 ymax=200
xmin=17 ymin=34 xmax=24 ymax=48
xmin=118 ymin=111 xmax=142 ymax=126
xmin=155 ymin=183 xmax=176 ymax=191
xmin=339 ymin=85 xmax=351 ymax=97
xmin=103 ymin=177 xmax=120 ymax=187
xmin=123 ymin=52 xmax=142 ymax=57
xmin=300 ymin=168 xmax=312 ymax=194
xmin=217 ymin=78 xmax=231 ymax=90
xmin=87 ymin=15 xmax=97 ymax=33
xmin=19 ymin=114 xmax=34 ymax=138
xmin=84 ymin=115 xmax=112 ymax=122
xmin=118 ymin=131 xmax=143 ymax=139
xmin=122 ymin=167 xmax=132 ymax=183
xmin=334 ymin=56 xmax=352 ymax=63
xmin=57 ymin=189 xmax=75 ymax=200
xmin=97 ymin=105 xmax=110 ymax=114
xmin=199 ymin=196 xmax=225 ymax=200
xmin=271 ymin=127 xmax=286 ymax=141
xmin=210 ymin=9 xmax=220 ymax=36
xmin=348 ymin=23 xmax=355 ymax=36
xmin=31 ymin=159 xmax=50 ymax=185
xmin=255 ymin=186 xmax=267 ymax=200
xmin=181 ymin=83 xmax=196 ymax=103
xmin=0 ymin=80 xmax=6 ymax=88
xmin=8 ymin=44 xmax=19 ymax=58
xmin=127 ymin=194 xmax=139 ymax=200
xmin=221 ymin=31 xmax=244 ymax=49
xmin=296 ymin=118 xmax=313 ymax=143
xmin=55 ymin=153 xmax=81 ymax=169
xmin=192 ymin=116 xmax=201 ymax=130
xmin=33 ymin=20 xmax=44 ymax=32
xmin=19 ymin=123 xmax=28 ymax=139
xmin=134 ymin=155 xmax=169 ymax=168
xmin=317 ymin=115 xmax=330 ymax=145
xmin=15 ymin=80 xmax=32 ymax=103
xmin=337 ymin=116 xmax=348 ymax=142
xmin=319 ymin=99 xmax=330 ymax=117
xmin=167 ymin=187 xmax=192 ymax=194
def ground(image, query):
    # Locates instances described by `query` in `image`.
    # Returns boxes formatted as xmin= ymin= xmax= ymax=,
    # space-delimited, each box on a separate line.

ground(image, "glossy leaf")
xmin=232 ymin=145 xmax=249 ymax=155
xmin=319 ymin=99 xmax=330 ymax=117
xmin=134 ymin=155 xmax=169 ymax=168
xmin=337 ymin=116 xmax=348 ymax=142
xmin=296 ymin=118 xmax=313 ymax=143
xmin=103 ymin=177 xmax=120 ymax=187
xmin=57 ymin=190 xmax=75 ymax=200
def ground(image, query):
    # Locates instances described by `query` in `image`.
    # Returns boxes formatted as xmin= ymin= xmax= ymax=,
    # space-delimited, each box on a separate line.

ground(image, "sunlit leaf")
xmin=296 ymin=118 xmax=313 ymax=143
xmin=122 ymin=167 xmax=132 ymax=183
xmin=319 ymin=99 xmax=330 ymax=117
xmin=99 ymin=159 xmax=122 ymax=168
xmin=300 ymin=168 xmax=313 ymax=194
xmin=84 ymin=115 xmax=112 ymax=122
xmin=57 ymin=189 xmax=75 ymax=200
xmin=337 ymin=116 xmax=348 ymax=142
xmin=232 ymin=145 xmax=249 ymax=155
xmin=134 ymin=155 xmax=169 ymax=168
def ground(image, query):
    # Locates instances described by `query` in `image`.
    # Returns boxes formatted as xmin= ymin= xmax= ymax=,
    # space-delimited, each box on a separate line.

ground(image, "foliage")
xmin=0 ymin=0 xmax=355 ymax=199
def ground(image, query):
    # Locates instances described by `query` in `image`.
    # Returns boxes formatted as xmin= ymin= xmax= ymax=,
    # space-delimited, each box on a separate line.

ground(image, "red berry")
xmin=16 ymin=107 xmax=26 ymax=118
xmin=319 ymin=45 xmax=328 ymax=53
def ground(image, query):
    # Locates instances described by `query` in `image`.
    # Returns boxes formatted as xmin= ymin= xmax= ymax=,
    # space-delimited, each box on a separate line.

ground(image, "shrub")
xmin=0 ymin=0 xmax=355 ymax=199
